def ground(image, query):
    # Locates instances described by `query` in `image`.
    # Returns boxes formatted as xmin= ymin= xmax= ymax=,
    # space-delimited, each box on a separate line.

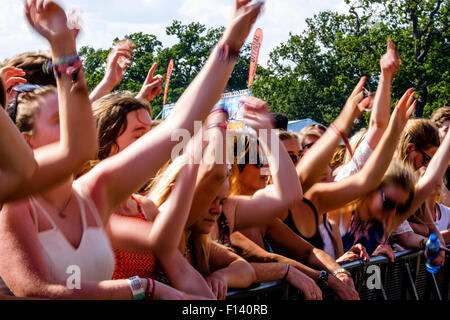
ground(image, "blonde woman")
xmin=0 ymin=0 xmax=262 ymax=299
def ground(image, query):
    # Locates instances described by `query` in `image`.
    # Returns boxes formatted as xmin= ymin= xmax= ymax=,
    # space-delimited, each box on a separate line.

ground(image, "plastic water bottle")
xmin=425 ymin=233 xmax=441 ymax=274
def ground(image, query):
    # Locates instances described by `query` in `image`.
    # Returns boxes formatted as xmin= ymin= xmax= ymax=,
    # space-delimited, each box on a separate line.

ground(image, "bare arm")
xmin=0 ymin=106 xmax=37 ymax=201
xmin=9 ymin=1 xmax=98 ymax=201
xmin=365 ymin=39 xmax=400 ymax=150
xmin=79 ymin=1 xmax=263 ymax=222
xmin=231 ymin=98 xmax=302 ymax=230
xmin=185 ymin=111 xmax=228 ymax=228
xmin=306 ymin=88 xmax=416 ymax=214
xmin=297 ymin=77 xmax=370 ymax=192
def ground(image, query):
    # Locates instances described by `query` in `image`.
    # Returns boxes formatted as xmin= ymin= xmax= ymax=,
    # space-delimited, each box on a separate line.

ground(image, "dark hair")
xmin=2 ymin=52 xmax=56 ymax=86
xmin=92 ymin=92 xmax=151 ymax=160
xmin=270 ymin=112 xmax=288 ymax=130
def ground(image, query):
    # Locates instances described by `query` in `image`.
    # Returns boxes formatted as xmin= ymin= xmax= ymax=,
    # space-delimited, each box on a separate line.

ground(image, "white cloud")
xmin=0 ymin=0 xmax=349 ymax=67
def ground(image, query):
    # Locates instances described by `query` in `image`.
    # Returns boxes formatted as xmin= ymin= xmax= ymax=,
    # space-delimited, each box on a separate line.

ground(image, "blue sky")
xmin=0 ymin=0 xmax=348 ymax=67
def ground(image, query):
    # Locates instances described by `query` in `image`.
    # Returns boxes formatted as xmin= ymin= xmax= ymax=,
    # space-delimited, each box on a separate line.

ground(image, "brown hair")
xmin=430 ymin=106 xmax=450 ymax=128
xmin=330 ymin=144 xmax=346 ymax=171
xmin=13 ymin=86 xmax=57 ymax=135
xmin=277 ymin=130 xmax=300 ymax=142
xmin=2 ymin=52 xmax=56 ymax=86
xmin=396 ymin=119 xmax=440 ymax=162
xmin=92 ymin=92 xmax=151 ymax=160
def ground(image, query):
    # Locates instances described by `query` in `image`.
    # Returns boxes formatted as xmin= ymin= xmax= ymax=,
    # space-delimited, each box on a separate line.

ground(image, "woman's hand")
xmin=205 ymin=272 xmax=228 ymax=300
xmin=25 ymin=0 xmax=72 ymax=42
xmin=286 ymin=267 xmax=323 ymax=300
xmin=336 ymin=244 xmax=371 ymax=263
xmin=380 ymin=39 xmax=401 ymax=81
xmin=0 ymin=67 xmax=27 ymax=91
xmin=389 ymin=88 xmax=416 ymax=133
xmin=103 ymin=40 xmax=134 ymax=91
xmin=221 ymin=0 xmax=264 ymax=52
xmin=372 ymin=243 xmax=395 ymax=263
xmin=242 ymin=96 xmax=273 ymax=132
xmin=136 ymin=62 xmax=164 ymax=103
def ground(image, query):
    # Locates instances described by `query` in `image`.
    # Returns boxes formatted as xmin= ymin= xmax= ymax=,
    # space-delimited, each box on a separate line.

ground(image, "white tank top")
xmin=27 ymin=183 xmax=115 ymax=283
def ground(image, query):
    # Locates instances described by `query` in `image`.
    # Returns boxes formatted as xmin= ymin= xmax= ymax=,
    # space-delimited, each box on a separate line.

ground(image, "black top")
xmin=283 ymin=197 xmax=324 ymax=250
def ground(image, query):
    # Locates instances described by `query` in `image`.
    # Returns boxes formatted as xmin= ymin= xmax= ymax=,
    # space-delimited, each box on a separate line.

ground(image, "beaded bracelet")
xmin=145 ymin=278 xmax=156 ymax=300
xmin=43 ymin=54 xmax=82 ymax=82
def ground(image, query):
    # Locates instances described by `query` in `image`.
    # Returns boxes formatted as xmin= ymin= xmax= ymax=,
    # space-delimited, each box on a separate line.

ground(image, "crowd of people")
xmin=0 ymin=0 xmax=448 ymax=300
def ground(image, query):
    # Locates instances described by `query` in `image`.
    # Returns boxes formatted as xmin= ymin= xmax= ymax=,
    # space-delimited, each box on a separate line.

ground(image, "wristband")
xmin=216 ymin=43 xmax=240 ymax=63
xmin=207 ymin=122 xmax=228 ymax=130
xmin=43 ymin=54 xmax=82 ymax=82
xmin=127 ymin=276 xmax=145 ymax=300
xmin=329 ymin=123 xmax=353 ymax=158
xmin=333 ymin=268 xmax=351 ymax=278
xmin=145 ymin=278 xmax=155 ymax=300
xmin=208 ymin=108 xmax=228 ymax=117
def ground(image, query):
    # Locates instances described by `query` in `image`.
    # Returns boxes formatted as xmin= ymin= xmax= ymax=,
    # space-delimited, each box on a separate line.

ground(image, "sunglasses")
xmin=288 ymin=151 xmax=302 ymax=164
xmin=7 ymin=84 xmax=41 ymax=123
xmin=302 ymin=142 xmax=314 ymax=150
xmin=417 ymin=149 xmax=432 ymax=165
xmin=379 ymin=190 xmax=409 ymax=214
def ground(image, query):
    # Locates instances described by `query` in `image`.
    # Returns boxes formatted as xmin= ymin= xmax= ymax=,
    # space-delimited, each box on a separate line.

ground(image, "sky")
xmin=0 ymin=0 xmax=349 ymax=67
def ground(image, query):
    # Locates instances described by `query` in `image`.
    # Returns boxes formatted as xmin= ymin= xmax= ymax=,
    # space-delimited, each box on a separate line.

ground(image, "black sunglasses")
xmin=7 ymin=84 xmax=41 ymax=123
xmin=379 ymin=190 xmax=409 ymax=214
xmin=417 ymin=149 xmax=432 ymax=165
xmin=288 ymin=151 xmax=302 ymax=164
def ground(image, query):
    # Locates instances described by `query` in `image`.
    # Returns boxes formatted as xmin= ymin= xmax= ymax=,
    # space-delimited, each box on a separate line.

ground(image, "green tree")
xmin=79 ymin=20 xmax=254 ymax=118
xmin=251 ymin=0 xmax=449 ymax=125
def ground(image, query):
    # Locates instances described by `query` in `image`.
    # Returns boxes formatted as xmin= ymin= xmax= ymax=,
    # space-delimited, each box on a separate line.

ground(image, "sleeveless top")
xmin=111 ymin=195 xmax=156 ymax=280
xmin=284 ymin=198 xmax=325 ymax=250
xmin=0 ymin=184 xmax=115 ymax=295
xmin=341 ymin=212 xmax=385 ymax=255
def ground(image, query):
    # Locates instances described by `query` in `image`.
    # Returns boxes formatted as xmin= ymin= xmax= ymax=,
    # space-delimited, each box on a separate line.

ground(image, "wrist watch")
xmin=318 ymin=270 xmax=329 ymax=289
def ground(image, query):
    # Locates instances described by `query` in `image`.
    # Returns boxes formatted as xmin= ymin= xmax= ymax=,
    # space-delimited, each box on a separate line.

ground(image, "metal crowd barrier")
xmin=226 ymin=244 xmax=450 ymax=301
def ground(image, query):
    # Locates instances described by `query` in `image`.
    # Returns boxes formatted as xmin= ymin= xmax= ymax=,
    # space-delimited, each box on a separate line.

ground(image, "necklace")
xmin=40 ymin=192 xmax=72 ymax=219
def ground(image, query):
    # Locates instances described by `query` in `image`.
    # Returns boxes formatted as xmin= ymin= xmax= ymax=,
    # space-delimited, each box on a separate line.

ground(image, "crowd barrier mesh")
xmin=226 ymin=244 xmax=450 ymax=301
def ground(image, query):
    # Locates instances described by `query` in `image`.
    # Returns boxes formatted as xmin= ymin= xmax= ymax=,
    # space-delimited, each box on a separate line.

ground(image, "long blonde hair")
xmin=145 ymin=154 xmax=212 ymax=275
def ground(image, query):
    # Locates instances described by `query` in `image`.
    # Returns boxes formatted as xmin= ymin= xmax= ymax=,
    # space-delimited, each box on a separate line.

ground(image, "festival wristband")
xmin=329 ymin=123 xmax=353 ymax=158
xmin=283 ymin=264 xmax=290 ymax=281
xmin=207 ymin=122 xmax=228 ymax=130
xmin=127 ymin=276 xmax=145 ymax=300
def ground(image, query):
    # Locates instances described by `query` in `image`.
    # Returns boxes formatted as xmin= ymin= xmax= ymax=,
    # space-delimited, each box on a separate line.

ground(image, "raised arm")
xmin=306 ymin=88 xmax=416 ymax=214
xmin=297 ymin=77 xmax=371 ymax=192
xmin=6 ymin=0 xmax=98 ymax=201
xmin=89 ymin=39 xmax=134 ymax=103
xmin=231 ymin=97 xmax=302 ymax=230
xmin=79 ymin=1 xmax=264 ymax=221
xmin=365 ymin=38 xmax=401 ymax=149
xmin=0 ymin=89 xmax=37 ymax=201
xmin=185 ymin=110 xmax=229 ymax=228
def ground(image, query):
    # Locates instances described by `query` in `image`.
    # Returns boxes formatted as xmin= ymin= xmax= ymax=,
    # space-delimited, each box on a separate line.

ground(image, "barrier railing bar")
xmin=430 ymin=273 xmax=443 ymax=301
xmin=404 ymin=261 xmax=419 ymax=300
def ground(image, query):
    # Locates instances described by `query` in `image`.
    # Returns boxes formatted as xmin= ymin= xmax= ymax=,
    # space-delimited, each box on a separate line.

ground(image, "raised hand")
xmin=389 ymin=88 xmax=416 ymax=133
xmin=103 ymin=39 xmax=134 ymax=91
xmin=380 ymin=38 xmax=401 ymax=80
xmin=241 ymin=96 xmax=273 ymax=132
xmin=221 ymin=0 xmax=264 ymax=52
xmin=136 ymin=62 xmax=164 ymax=103
xmin=24 ymin=0 xmax=72 ymax=42
xmin=0 ymin=67 xmax=27 ymax=91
